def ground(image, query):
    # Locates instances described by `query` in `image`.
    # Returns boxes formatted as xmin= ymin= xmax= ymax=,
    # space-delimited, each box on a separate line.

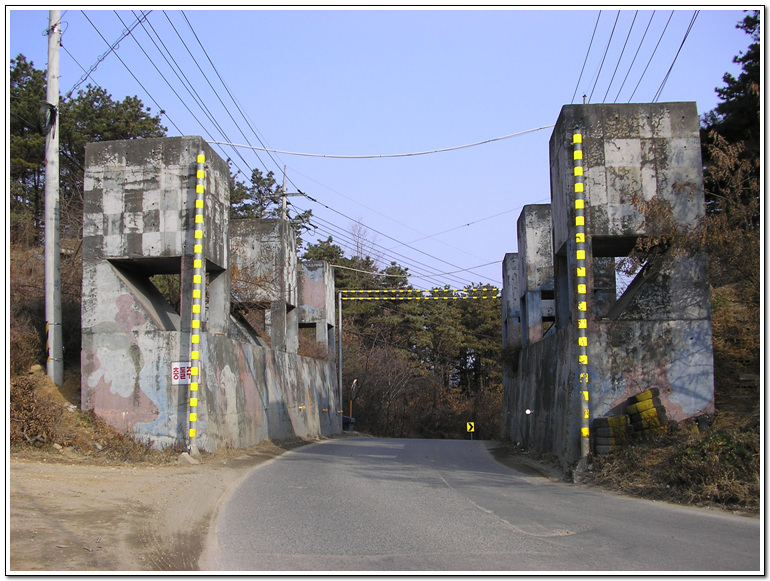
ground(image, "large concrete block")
xmin=550 ymin=102 xmax=704 ymax=255
xmin=83 ymin=136 xmax=230 ymax=269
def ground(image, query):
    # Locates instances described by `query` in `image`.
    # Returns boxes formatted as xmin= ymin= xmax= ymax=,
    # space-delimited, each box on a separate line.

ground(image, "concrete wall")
xmin=81 ymin=136 xmax=340 ymax=451
xmin=503 ymin=103 xmax=714 ymax=471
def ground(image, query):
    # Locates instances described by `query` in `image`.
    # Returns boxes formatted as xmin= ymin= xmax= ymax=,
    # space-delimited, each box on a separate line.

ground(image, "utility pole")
xmin=44 ymin=10 xmax=63 ymax=386
xmin=278 ymin=166 xmax=303 ymax=221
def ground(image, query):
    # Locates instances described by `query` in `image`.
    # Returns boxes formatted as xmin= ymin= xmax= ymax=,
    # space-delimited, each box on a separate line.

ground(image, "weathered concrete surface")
xmin=550 ymin=102 xmax=705 ymax=256
xmin=299 ymin=260 xmax=336 ymax=346
xmin=517 ymin=205 xmax=554 ymax=347
xmin=230 ymin=218 xmax=299 ymax=353
xmin=82 ymin=136 xmax=340 ymax=451
xmin=503 ymin=103 xmax=714 ymax=471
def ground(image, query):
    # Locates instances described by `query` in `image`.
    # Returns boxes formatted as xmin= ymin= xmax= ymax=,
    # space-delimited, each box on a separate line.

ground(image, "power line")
xmin=387 ymin=199 xmax=549 ymax=252
xmin=571 ymin=11 xmax=602 ymax=104
xmin=652 ymin=11 xmax=699 ymax=103
xmin=301 ymin=212 xmax=492 ymax=288
xmin=602 ymin=11 xmax=638 ymax=103
xmin=612 ymin=11 xmax=656 ymax=102
xmin=178 ymin=11 xmax=278 ymax=173
xmin=588 ymin=10 xmax=620 ymax=103
xmin=66 ymin=10 xmax=150 ymax=100
xmin=209 ymin=124 xmax=555 ymax=159
xmin=157 ymin=11 xmax=263 ymax=177
xmin=80 ymin=11 xmax=185 ymax=135
xmin=628 ymin=10 xmax=674 ymax=102
xmin=295 ymin=193 xmax=501 ymax=287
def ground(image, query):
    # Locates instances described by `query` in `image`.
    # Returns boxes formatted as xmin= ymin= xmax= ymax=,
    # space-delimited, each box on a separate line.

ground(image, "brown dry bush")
xmin=10 ymin=375 xmax=63 ymax=445
xmin=9 ymin=313 xmax=42 ymax=376
xmin=664 ymin=429 xmax=760 ymax=508
xmin=10 ymin=371 xmax=179 ymax=464
xmin=588 ymin=415 xmax=760 ymax=513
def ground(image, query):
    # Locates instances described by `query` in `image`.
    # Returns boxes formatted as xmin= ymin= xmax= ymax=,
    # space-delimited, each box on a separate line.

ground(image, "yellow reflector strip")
xmin=189 ymin=413 xmax=197 ymax=422
xmin=575 ymin=216 xmax=585 ymax=226
xmin=197 ymin=154 xmax=205 ymax=163
xmin=195 ymin=215 xmax=204 ymax=224
xmin=577 ymin=267 xmax=586 ymax=277
xmin=189 ymin=428 xmax=197 ymax=437
xmin=191 ymin=382 xmax=199 ymax=391
xmin=191 ymin=351 xmax=199 ymax=360
xmin=192 ymin=304 xmax=201 ymax=313
xmin=194 ymin=244 xmax=203 ymax=253
xmin=196 ymin=185 xmax=204 ymax=194
xmin=196 ymin=199 xmax=204 ymax=209
xmin=191 ymin=334 xmax=200 ymax=344
xmin=190 ymin=366 xmax=199 ymax=376
xmin=574 ymin=166 xmax=584 ymax=177
xmin=579 ymin=337 xmax=588 ymax=347
xmin=192 ymin=320 xmax=200 ymax=329
xmin=576 ymin=232 xmax=585 ymax=243
xmin=578 ymin=301 xmax=587 ymax=311
xmin=193 ymin=275 xmax=202 ymax=284
xmin=193 ymin=289 xmax=201 ymax=298
xmin=573 ymin=150 xmax=583 ymax=160
xmin=578 ymin=318 xmax=587 ymax=329
xmin=194 ymin=230 xmax=203 ymax=239
xmin=197 ymin=170 xmax=205 ymax=179
xmin=190 ymin=398 xmax=198 ymax=407
xmin=581 ymin=427 xmax=590 ymax=437
xmin=578 ymin=284 xmax=586 ymax=294
xmin=579 ymin=355 xmax=588 ymax=365
xmin=575 ymin=199 xmax=585 ymax=209
xmin=576 ymin=250 xmax=586 ymax=260
xmin=573 ymin=133 xmax=583 ymax=144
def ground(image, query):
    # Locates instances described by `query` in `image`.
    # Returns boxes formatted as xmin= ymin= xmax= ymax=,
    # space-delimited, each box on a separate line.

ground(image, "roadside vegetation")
xmin=8 ymin=13 xmax=760 ymax=513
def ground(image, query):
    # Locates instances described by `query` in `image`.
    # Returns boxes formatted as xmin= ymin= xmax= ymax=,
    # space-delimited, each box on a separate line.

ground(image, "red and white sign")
xmin=172 ymin=362 xmax=192 ymax=385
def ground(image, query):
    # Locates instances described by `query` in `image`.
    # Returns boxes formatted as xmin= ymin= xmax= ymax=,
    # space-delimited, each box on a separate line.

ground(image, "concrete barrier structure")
xmin=81 ymin=136 xmax=340 ymax=451
xmin=502 ymin=103 xmax=715 ymax=471
xmin=299 ymin=260 xmax=337 ymax=349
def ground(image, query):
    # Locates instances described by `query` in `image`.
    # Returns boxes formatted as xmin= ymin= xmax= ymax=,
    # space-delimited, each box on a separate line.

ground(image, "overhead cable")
xmin=80 ymin=11 xmax=185 ymax=135
xmin=571 ymin=11 xmax=602 ymax=104
xmin=388 ymin=199 xmax=549 ymax=251
xmin=602 ymin=11 xmax=638 ymax=103
xmin=588 ymin=10 xmax=621 ymax=103
xmin=66 ymin=10 xmax=151 ymax=99
xmin=652 ymin=11 xmax=699 ymax=102
xmin=209 ymin=124 xmax=555 ymax=159
xmin=613 ymin=11 xmax=656 ymax=102
xmin=627 ymin=10 xmax=674 ymax=102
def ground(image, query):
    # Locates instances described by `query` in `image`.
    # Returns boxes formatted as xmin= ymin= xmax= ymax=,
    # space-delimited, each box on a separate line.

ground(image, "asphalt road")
xmin=203 ymin=437 xmax=761 ymax=573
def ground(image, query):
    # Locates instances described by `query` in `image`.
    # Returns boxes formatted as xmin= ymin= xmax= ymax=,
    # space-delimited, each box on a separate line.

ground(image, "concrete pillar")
xmin=516 ymin=205 xmax=554 ymax=348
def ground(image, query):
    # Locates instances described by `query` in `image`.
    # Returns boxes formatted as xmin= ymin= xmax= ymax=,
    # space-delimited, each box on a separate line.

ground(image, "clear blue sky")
xmin=7 ymin=8 xmax=755 ymax=288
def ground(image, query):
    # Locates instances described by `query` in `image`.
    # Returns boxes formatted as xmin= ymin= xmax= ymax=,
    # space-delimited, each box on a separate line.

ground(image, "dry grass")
xmin=10 ymin=369 xmax=180 ymax=465
xmin=585 ymin=387 xmax=760 ymax=513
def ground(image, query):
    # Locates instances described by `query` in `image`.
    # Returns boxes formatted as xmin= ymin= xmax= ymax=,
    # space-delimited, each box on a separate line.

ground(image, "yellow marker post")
xmin=188 ymin=151 xmax=206 ymax=455
xmin=573 ymin=132 xmax=590 ymax=458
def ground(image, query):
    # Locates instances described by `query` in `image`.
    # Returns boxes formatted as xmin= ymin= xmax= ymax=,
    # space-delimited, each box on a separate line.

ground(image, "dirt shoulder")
xmin=8 ymin=439 xmax=315 ymax=573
